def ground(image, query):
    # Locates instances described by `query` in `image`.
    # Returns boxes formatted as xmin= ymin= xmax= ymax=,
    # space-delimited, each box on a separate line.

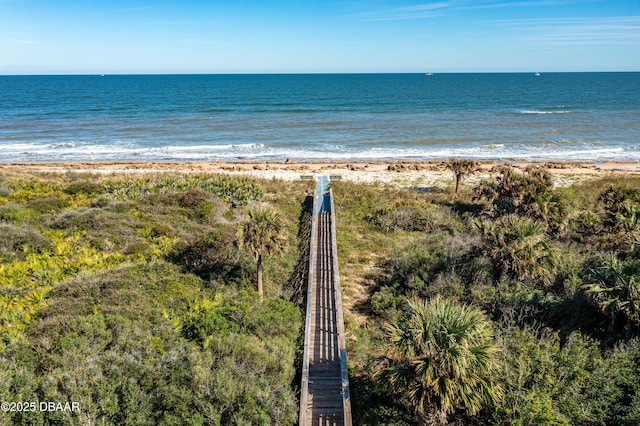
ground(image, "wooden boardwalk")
xmin=299 ymin=177 xmax=352 ymax=426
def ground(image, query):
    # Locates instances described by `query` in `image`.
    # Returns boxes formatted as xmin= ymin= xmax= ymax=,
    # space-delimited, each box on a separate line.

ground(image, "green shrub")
xmin=494 ymin=327 xmax=640 ymax=426
xmin=370 ymin=287 xmax=403 ymax=320
xmin=367 ymin=202 xmax=435 ymax=232
xmin=50 ymin=208 xmax=143 ymax=251
xmin=205 ymin=175 xmax=264 ymax=207
xmin=177 ymin=189 xmax=215 ymax=223
xmin=567 ymin=210 xmax=602 ymax=241
xmin=476 ymin=215 xmax=556 ymax=285
xmin=179 ymin=290 xmax=301 ymax=353
xmin=90 ymin=195 xmax=110 ymax=208
xmin=587 ymin=339 xmax=640 ymax=425
xmin=0 ymin=225 xmax=51 ymax=262
xmin=123 ymin=242 xmax=152 ymax=255
xmin=62 ymin=181 xmax=104 ymax=196
xmin=21 ymin=314 xmax=207 ymax=426
xmin=140 ymin=222 xmax=173 ymax=239
xmin=476 ymin=167 xmax=566 ymax=228
xmin=167 ymin=226 xmax=252 ymax=287
xmin=25 ymin=196 xmax=70 ymax=214
xmin=102 ymin=174 xmax=264 ymax=207
xmin=40 ymin=261 xmax=204 ymax=324
xmin=0 ymin=204 xmax=38 ymax=225
xmin=380 ymin=236 xmax=447 ymax=293
xmin=598 ymin=185 xmax=640 ymax=217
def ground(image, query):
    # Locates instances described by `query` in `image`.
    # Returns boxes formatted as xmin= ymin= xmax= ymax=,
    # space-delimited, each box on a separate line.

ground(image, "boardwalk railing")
xmin=299 ymin=176 xmax=352 ymax=426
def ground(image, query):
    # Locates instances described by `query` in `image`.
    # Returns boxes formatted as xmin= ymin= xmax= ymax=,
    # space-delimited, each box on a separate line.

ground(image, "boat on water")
xmin=425 ymin=72 xmax=433 ymax=76
xmin=535 ymin=72 xmax=541 ymax=76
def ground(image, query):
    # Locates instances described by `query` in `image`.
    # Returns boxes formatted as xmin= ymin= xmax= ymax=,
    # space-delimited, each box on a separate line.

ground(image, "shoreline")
xmin=2 ymin=159 xmax=639 ymax=188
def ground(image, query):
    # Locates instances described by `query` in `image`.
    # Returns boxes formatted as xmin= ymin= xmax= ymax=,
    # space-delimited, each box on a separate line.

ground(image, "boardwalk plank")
xmin=299 ymin=182 xmax=351 ymax=426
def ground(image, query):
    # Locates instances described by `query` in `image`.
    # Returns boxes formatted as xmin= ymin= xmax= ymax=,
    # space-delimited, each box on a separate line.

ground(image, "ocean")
xmin=0 ymin=73 xmax=639 ymax=162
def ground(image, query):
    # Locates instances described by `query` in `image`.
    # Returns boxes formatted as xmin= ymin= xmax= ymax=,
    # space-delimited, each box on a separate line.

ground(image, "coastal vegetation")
xmin=1 ymin=167 xmax=640 ymax=425
xmin=0 ymin=172 xmax=303 ymax=425
xmin=240 ymin=207 xmax=288 ymax=298
xmin=446 ymin=158 xmax=479 ymax=196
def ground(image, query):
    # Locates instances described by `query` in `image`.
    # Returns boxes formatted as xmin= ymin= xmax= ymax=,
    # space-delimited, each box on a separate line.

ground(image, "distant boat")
xmin=425 ymin=72 xmax=433 ymax=76
xmin=534 ymin=72 xmax=541 ymax=76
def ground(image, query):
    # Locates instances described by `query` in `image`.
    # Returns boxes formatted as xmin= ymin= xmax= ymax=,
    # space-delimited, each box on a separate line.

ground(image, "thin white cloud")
xmin=90 ymin=6 xmax=154 ymax=16
xmin=182 ymin=38 xmax=208 ymax=45
xmin=354 ymin=2 xmax=450 ymax=21
xmin=181 ymin=38 xmax=229 ymax=47
xmin=353 ymin=0 xmax=602 ymax=21
xmin=400 ymin=2 xmax=451 ymax=12
xmin=460 ymin=0 xmax=600 ymax=10
xmin=1 ymin=38 xmax=39 ymax=44
xmin=117 ymin=7 xmax=154 ymax=13
xmin=141 ymin=21 xmax=183 ymax=26
xmin=495 ymin=15 xmax=640 ymax=46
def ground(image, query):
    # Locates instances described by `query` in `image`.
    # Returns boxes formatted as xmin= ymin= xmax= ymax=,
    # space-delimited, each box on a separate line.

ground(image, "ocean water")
xmin=0 ymin=73 xmax=639 ymax=162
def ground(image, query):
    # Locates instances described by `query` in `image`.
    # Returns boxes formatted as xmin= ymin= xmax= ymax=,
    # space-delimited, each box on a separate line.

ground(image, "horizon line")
xmin=1 ymin=70 xmax=639 ymax=77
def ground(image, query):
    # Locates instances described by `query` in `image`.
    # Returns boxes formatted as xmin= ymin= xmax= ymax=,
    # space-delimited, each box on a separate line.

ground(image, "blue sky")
xmin=1 ymin=0 xmax=638 ymax=74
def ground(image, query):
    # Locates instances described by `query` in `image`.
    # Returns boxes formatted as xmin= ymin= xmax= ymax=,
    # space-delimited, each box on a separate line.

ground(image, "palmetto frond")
xmin=376 ymin=296 xmax=502 ymax=420
xmin=242 ymin=207 xmax=287 ymax=260
xmin=241 ymin=207 xmax=287 ymax=297
xmin=584 ymin=255 xmax=640 ymax=336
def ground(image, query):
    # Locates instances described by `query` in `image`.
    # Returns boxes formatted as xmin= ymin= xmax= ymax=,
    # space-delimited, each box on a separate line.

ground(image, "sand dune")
xmin=2 ymin=160 xmax=639 ymax=189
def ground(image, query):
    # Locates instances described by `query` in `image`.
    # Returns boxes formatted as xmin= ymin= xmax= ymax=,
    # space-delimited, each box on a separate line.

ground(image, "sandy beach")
xmin=2 ymin=160 xmax=640 ymax=189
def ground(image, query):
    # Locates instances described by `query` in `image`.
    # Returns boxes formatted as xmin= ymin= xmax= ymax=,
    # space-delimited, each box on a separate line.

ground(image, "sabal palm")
xmin=525 ymin=188 xmax=566 ymax=228
xmin=376 ymin=296 xmax=502 ymax=424
xmin=584 ymin=255 xmax=640 ymax=338
xmin=447 ymin=158 xmax=478 ymax=195
xmin=242 ymin=207 xmax=287 ymax=298
xmin=477 ymin=215 xmax=555 ymax=285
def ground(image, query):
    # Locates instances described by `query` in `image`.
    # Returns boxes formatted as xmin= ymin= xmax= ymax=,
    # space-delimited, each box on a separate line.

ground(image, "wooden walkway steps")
xmin=299 ymin=176 xmax=352 ymax=426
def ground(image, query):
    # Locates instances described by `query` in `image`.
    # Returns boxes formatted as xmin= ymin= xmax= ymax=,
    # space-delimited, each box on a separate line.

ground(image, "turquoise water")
xmin=1 ymin=73 xmax=639 ymax=162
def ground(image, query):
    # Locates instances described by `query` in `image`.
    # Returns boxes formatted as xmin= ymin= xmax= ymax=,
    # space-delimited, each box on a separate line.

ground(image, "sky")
xmin=0 ymin=0 xmax=639 ymax=74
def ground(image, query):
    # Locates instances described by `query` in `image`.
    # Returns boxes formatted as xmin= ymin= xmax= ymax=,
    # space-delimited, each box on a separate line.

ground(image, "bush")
xmin=476 ymin=215 xmax=556 ymax=285
xmin=49 ymin=208 xmax=143 ymax=251
xmin=40 ymin=261 xmax=204 ymax=324
xmin=25 ymin=196 xmax=70 ymax=214
xmin=0 ymin=204 xmax=38 ymax=225
xmin=177 ymin=189 xmax=215 ymax=223
xmin=167 ymin=226 xmax=252 ymax=287
xmin=180 ymin=290 xmax=302 ymax=345
xmin=367 ymin=202 xmax=435 ymax=232
xmin=379 ymin=235 xmax=447 ymax=293
xmin=20 ymin=314 xmax=207 ymax=426
xmin=598 ymin=185 xmax=640 ymax=222
xmin=476 ymin=167 xmax=566 ymax=228
xmin=567 ymin=210 xmax=602 ymax=241
xmin=494 ymin=327 xmax=640 ymax=426
xmin=0 ymin=224 xmax=51 ymax=262
xmin=102 ymin=174 xmax=264 ymax=207
xmin=62 ymin=181 xmax=104 ymax=196
xmin=8 ymin=259 xmax=301 ymax=425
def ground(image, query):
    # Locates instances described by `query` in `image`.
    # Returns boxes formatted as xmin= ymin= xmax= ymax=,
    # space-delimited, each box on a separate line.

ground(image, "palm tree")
xmin=476 ymin=215 xmax=555 ymax=285
xmin=241 ymin=207 xmax=287 ymax=298
xmin=584 ymin=255 xmax=640 ymax=338
xmin=375 ymin=296 xmax=502 ymax=424
xmin=447 ymin=158 xmax=478 ymax=196
xmin=475 ymin=166 xmax=521 ymax=216
xmin=476 ymin=166 xmax=565 ymax=227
